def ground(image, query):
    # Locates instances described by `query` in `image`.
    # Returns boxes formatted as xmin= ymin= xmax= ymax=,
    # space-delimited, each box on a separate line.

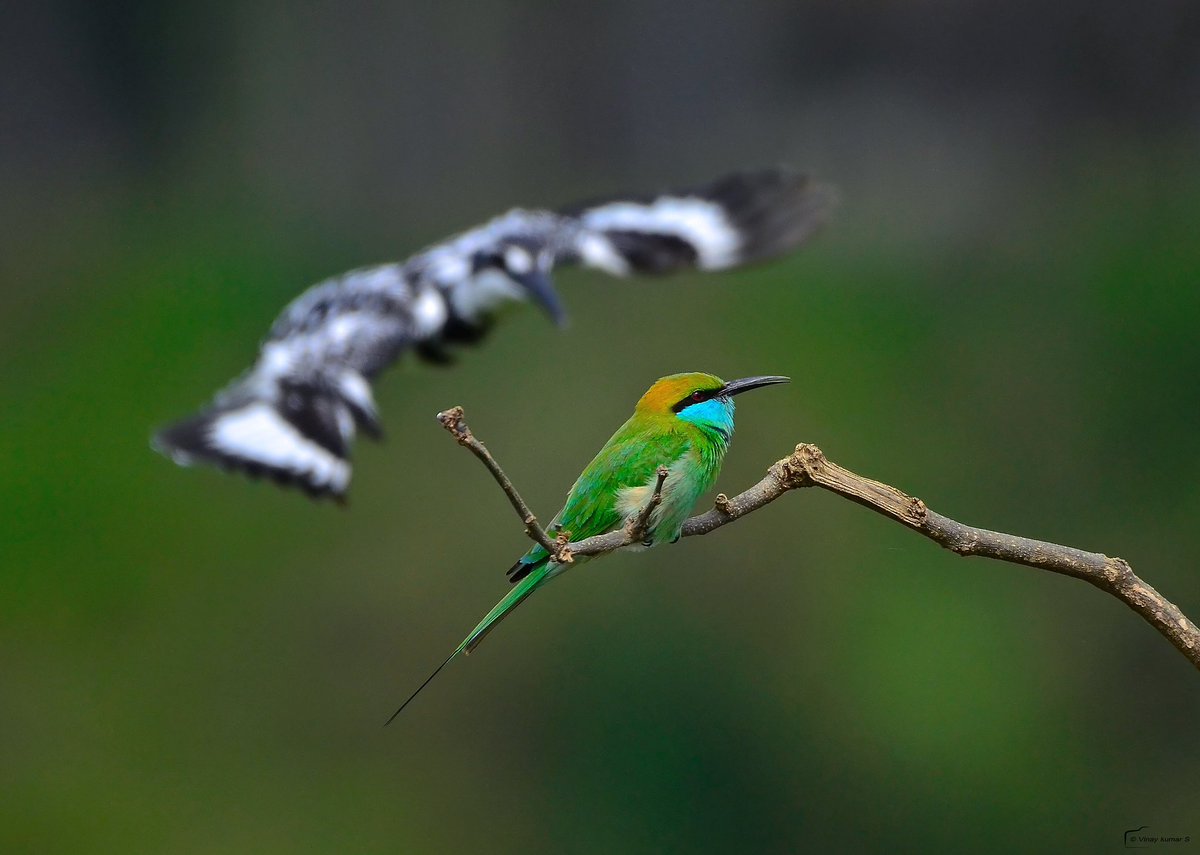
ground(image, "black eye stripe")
xmin=672 ymin=387 xmax=720 ymax=413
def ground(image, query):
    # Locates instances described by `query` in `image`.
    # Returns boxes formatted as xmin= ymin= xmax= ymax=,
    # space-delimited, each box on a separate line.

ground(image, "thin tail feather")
xmin=462 ymin=559 xmax=551 ymax=654
xmin=384 ymin=558 xmax=552 ymax=724
xmin=384 ymin=650 xmax=455 ymax=726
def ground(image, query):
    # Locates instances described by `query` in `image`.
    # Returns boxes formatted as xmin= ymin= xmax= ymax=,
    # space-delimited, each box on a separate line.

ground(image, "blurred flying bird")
xmin=154 ymin=169 xmax=829 ymax=499
xmin=386 ymin=371 xmax=789 ymax=722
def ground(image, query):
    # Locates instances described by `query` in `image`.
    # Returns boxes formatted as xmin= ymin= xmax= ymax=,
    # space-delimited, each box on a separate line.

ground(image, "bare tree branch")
xmin=438 ymin=409 xmax=1200 ymax=671
xmin=436 ymin=407 xmax=569 ymax=563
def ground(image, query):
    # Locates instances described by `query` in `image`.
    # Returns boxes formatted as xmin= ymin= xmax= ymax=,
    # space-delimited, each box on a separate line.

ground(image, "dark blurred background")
xmin=3 ymin=2 xmax=1199 ymax=852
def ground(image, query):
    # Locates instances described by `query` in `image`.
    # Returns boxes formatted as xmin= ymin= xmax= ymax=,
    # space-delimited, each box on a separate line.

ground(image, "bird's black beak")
xmin=515 ymin=270 xmax=568 ymax=328
xmin=721 ymin=375 xmax=791 ymax=396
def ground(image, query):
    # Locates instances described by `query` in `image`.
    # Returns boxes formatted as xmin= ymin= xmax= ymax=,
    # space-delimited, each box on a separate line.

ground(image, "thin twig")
xmin=436 ymin=407 xmax=566 ymax=562
xmin=440 ymin=411 xmax=1200 ymax=671
xmin=627 ymin=465 xmax=670 ymax=545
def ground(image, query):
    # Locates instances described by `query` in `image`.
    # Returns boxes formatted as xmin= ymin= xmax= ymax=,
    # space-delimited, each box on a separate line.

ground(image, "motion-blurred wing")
xmin=561 ymin=167 xmax=833 ymax=276
xmin=154 ymin=167 xmax=833 ymax=501
xmin=154 ymin=264 xmax=448 ymax=499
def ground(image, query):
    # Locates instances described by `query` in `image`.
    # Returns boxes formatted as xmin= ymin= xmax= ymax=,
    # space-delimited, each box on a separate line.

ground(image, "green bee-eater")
xmin=388 ymin=371 xmax=788 ymax=721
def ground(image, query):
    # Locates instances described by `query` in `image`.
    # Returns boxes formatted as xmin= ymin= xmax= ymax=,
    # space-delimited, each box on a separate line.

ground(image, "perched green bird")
xmin=387 ymin=371 xmax=788 ymax=722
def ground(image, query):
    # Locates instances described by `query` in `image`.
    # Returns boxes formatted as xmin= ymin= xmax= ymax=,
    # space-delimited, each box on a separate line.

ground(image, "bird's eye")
xmin=691 ymin=390 xmax=704 ymax=402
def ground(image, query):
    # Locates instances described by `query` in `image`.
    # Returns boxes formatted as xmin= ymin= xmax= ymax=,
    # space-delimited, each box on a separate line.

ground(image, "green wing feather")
xmin=511 ymin=416 xmax=691 ymax=572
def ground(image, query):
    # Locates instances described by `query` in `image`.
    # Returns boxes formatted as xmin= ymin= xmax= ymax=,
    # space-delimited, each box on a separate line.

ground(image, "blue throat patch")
xmin=677 ymin=396 xmax=736 ymax=438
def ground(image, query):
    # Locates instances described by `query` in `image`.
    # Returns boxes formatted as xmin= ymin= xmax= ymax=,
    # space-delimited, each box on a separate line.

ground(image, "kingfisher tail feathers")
xmin=566 ymin=167 xmax=834 ymax=275
xmin=462 ymin=559 xmax=553 ymax=655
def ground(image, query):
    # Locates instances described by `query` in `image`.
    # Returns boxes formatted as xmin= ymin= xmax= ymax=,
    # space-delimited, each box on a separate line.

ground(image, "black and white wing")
xmin=154 ymin=264 xmax=450 ymax=500
xmin=559 ymin=167 xmax=832 ymax=276
xmin=154 ymin=167 xmax=832 ymax=501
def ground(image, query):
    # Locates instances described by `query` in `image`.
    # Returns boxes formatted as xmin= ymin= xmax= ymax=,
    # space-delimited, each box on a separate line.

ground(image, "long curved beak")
xmin=722 ymin=375 xmax=790 ymax=396
xmin=515 ymin=270 xmax=568 ymax=328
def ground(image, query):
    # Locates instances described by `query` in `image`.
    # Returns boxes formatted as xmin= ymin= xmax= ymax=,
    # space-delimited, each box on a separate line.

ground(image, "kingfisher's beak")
xmin=721 ymin=375 xmax=791 ymax=396
xmin=515 ymin=270 xmax=568 ymax=328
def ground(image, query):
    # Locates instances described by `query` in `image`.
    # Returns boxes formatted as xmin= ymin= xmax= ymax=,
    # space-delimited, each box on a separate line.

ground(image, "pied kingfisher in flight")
xmin=154 ymin=167 xmax=833 ymax=500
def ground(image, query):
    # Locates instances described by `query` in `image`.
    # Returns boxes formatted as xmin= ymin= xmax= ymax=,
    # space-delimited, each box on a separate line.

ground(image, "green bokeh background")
xmin=3 ymin=4 xmax=1199 ymax=853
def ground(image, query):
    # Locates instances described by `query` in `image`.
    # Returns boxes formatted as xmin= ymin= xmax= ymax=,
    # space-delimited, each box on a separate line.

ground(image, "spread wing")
xmin=153 ymin=264 xmax=447 ymax=499
xmin=558 ymin=167 xmax=833 ymax=276
xmin=153 ymin=168 xmax=832 ymax=501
